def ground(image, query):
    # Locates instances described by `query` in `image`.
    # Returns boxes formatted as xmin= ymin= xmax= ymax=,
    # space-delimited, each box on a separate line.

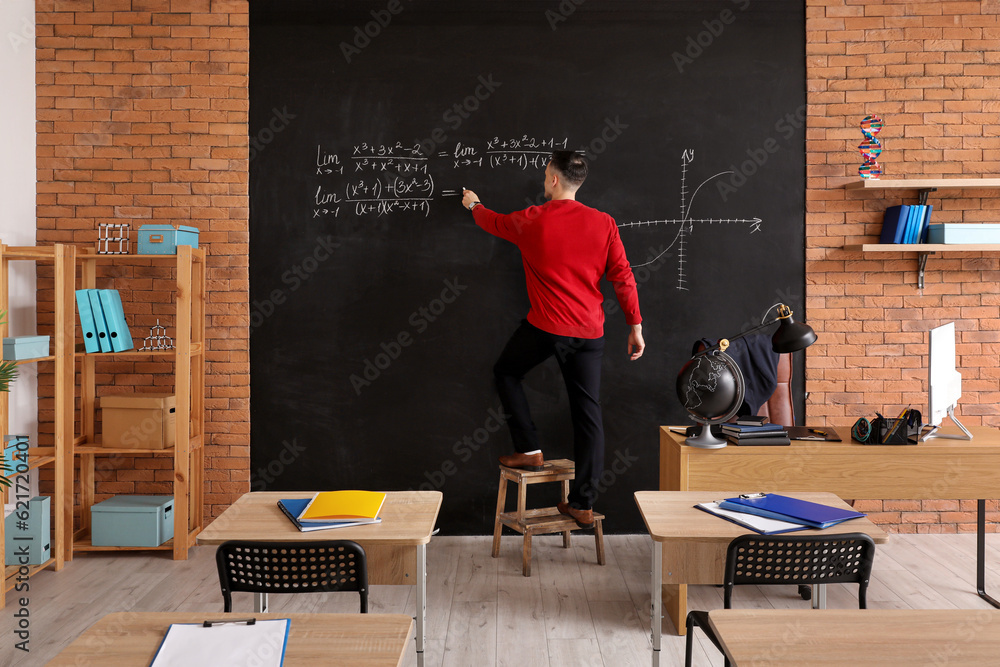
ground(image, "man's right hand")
xmin=628 ymin=324 xmax=645 ymax=361
xmin=462 ymin=189 xmax=481 ymax=210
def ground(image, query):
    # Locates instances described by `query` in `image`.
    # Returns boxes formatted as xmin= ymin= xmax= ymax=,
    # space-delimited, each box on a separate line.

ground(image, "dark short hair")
xmin=549 ymin=150 xmax=588 ymax=187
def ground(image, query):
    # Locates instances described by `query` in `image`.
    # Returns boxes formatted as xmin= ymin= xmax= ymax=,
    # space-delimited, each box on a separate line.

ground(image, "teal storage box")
xmin=5 ymin=496 xmax=50 ymax=565
xmin=3 ymin=335 xmax=49 ymax=360
xmin=137 ymin=224 xmax=199 ymax=255
xmin=3 ymin=435 xmax=29 ymax=467
xmin=90 ymin=495 xmax=174 ymax=547
xmin=927 ymin=223 xmax=1000 ymax=244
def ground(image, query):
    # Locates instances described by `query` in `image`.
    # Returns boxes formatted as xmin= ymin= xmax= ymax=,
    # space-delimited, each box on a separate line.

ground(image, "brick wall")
xmin=34 ymin=0 xmax=249 ymax=522
xmin=805 ymin=0 xmax=1000 ymax=532
xmin=32 ymin=1 xmax=1000 ymax=532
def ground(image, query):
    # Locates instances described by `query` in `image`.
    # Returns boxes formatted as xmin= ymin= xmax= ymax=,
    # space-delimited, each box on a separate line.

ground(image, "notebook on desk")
xmin=786 ymin=425 xmax=842 ymax=441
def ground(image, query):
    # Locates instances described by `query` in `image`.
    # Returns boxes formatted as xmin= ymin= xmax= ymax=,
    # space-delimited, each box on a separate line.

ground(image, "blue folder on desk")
xmin=718 ymin=493 xmax=865 ymax=529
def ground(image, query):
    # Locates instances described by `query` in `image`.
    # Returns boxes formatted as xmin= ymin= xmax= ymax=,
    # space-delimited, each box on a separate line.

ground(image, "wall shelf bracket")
xmin=918 ymin=187 xmax=937 ymax=206
xmin=917 ymin=251 xmax=932 ymax=289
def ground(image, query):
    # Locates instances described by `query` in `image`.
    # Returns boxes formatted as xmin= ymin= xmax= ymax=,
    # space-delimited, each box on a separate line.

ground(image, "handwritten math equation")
xmin=310 ymin=137 xmax=568 ymax=218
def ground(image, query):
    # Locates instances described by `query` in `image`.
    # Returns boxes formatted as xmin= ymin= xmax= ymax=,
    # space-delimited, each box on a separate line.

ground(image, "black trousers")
xmin=493 ymin=320 xmax=605 ymax=510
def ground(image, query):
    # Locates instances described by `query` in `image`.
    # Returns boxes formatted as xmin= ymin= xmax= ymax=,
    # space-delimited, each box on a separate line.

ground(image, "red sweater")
xmin=473 ymin=199 xmax=641 ymax=339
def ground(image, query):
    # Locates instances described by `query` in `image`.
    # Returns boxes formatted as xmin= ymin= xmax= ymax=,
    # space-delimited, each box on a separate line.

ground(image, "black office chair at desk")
xmin=216 ymin=539 xmax=369 ymax=613
xmin=685 ymin=532 xmax=876 ymax=667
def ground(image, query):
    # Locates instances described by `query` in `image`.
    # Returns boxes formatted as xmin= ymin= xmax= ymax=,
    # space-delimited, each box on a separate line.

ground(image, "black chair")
xmin=216 ymin=540 xmax=368 ymax=613
xmin=684 ymin=533 xmax=876 ymax=667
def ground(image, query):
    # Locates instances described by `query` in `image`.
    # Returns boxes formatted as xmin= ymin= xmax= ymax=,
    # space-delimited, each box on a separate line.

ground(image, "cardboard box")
xmin=90 ymin=495 xmax=174 ymax=547
xmin=137 ymin=224 xmax=199 ymax=255
xmin=101 ymin=393 xmax=176 ymax=449
xmin=2 ymin=335 xmax=50 ymax=360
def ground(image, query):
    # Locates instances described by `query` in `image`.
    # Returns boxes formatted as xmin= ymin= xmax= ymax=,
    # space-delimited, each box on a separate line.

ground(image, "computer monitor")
xmin=923 ymin=322 xmax=972 ymax=441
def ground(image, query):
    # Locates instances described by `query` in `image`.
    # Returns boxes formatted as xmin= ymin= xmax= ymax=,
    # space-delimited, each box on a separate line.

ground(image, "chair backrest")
xmin=758 ymin=352 xmax=794 ymax=425
xmin=723 ymin=533 xmax=876 ymax=609
xmin=216 ymin=540 xmax=368 ymax=613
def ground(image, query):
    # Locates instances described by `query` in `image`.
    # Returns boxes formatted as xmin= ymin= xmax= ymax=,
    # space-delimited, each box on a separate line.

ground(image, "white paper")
xmin=151 ymin=619 xmax=289 ymax=667
xmin=696 ymin=502 xmax=810 ymax=534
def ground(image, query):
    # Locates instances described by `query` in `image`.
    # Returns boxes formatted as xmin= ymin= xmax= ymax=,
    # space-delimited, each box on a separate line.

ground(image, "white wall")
xmin=0 ymin=0 xmax=39 ymax=474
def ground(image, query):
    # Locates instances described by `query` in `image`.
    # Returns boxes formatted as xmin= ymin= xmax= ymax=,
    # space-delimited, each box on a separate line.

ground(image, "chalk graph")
xmin=618 ymin=149 xmax=761 ymax=290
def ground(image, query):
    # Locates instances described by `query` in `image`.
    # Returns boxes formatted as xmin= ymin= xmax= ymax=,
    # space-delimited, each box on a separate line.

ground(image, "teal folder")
xmin=75 ymin=289 xmax=100 ymax=353
xmin=98 ymin=289 xmax=133 ymax=352
xmin=88 ymin=290 xmax=113 ymax=352
xmin=718 ymin=493 xmax=865 ymax=529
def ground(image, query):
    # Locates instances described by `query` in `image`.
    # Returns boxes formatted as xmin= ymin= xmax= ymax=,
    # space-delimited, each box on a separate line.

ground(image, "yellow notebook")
xmin=298 ymin=490 xmax=386 ymax=524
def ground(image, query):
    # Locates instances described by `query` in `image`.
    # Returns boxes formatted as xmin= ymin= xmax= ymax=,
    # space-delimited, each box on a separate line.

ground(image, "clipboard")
xmin=149 ymin=617 xmax=290 ymax=667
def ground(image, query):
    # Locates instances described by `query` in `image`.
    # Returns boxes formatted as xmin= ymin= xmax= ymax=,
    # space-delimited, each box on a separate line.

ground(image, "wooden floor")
xmin=5 ymin=532 xmax=1000 ymax=666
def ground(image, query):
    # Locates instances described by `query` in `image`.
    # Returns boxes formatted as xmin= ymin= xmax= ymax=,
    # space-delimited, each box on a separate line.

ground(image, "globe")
xmin=676 ymin=350 xmax=746 ymax=448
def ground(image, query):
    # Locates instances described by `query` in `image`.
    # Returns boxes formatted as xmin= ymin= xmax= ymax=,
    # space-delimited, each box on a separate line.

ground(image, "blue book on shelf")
xmin=910 ymin=204 xmax=927 ymax=243
xmin=75 ymin=289 xmax=100 ymax=353
xmin=879 ymin=205 xmax=910 ymax=244
xmin=901 ymin=205 xmax=917 ymax=243
xmin=918 ymin=204 xmax=933 ymax=243
xmin=718 ymin=493 xmax=865 ymax=529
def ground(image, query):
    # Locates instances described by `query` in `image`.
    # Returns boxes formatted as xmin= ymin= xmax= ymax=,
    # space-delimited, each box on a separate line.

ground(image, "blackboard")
xmin=249 ymin=0 xmax=806 ymax=534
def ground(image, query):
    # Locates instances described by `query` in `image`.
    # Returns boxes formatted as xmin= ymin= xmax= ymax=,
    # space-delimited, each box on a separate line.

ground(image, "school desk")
xmin=706 ymin=608 xmax=1000 ymax=666
xmin=197 ymin=490 xmax=441 ymax=667
xmin=46 ymin=612 xmax=413 ymax=666
xmin=634 ymin=490 xmax=889 ymax=666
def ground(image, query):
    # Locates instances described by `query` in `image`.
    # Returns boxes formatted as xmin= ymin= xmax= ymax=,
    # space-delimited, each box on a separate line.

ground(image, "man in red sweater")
xmin=462 ymin=150 xmax=644 ymax=528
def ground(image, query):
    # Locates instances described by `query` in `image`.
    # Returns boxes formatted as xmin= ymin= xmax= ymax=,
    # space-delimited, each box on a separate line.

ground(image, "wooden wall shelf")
xmin=845 ymin=178 xmax=1000 ymax=191
xmin=843 ymin=180 xmax=1000 ymax=287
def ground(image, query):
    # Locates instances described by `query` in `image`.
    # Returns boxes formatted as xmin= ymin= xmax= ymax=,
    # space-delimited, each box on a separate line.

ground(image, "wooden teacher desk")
xmin=659 ymin=425 xmax=1000 ymax=631
xmin=706 ymin=608 xmax=1000 ymax=666
xmin=46 ymin=612 xmax=414 ymax=666
xmin=197 ymin=491 xmax=441 ymax=667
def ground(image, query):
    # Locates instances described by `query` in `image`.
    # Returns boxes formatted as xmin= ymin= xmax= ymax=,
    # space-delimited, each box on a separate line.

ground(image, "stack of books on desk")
xmin=278 ymin=490 xmax=386 ymax=532
xmin=720 ymin=422 xmax=790 ymax=446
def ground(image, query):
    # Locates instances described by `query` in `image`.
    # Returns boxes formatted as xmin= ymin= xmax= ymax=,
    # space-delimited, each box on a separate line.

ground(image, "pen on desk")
xmin=203 ymin=618 xmax=256 ymax=627
xmin=809 ymin=428 xmax=827 ymax=437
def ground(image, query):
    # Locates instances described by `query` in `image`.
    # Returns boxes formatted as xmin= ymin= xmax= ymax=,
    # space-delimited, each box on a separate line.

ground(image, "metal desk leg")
xmin=416 ymin=543 xmax=426 ymax=667
xmin=254 ymin=592 xmax=268 ymax=613
xmin=811 ymin=584 xmax=826 ymax=609
xmin=977 ymin=499 xmax=1000 ymax=608
xmin=651 ymin=540 xmax=661 ymax=667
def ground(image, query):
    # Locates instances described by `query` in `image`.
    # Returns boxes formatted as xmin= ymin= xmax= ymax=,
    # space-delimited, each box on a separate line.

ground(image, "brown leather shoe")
xmin=498 ymin=451 xmax=544 ymax=471
xmin=557 ymin=501 xmax=595 ymax=529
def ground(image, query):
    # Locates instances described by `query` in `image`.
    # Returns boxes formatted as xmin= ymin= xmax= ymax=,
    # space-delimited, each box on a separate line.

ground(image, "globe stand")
xmin=686 ymin=423 xmax=728 ymax=449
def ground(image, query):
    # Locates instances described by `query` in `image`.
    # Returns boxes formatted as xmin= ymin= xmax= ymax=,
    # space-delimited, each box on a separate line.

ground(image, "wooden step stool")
xmin=491 ymin=458 xmax=605 ymax=576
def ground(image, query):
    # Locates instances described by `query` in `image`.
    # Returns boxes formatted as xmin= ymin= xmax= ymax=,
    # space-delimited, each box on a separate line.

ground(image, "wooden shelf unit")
xmin=68 ymin=246 xmax=206 ymax=562
xmin=0 ymin=243 xmax=74 ymax=608
xmin=843 ymin=178 xmax=1000 ymax=288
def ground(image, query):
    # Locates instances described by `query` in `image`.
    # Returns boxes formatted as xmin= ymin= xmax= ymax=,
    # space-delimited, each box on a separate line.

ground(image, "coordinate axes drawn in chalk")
xmin=617 ymin=149 xmax=762 ymax=291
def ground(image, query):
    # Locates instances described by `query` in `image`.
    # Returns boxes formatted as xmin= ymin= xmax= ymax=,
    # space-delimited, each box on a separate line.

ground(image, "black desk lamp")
xmin=677 ymin=304 xmax=818 ymax=449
